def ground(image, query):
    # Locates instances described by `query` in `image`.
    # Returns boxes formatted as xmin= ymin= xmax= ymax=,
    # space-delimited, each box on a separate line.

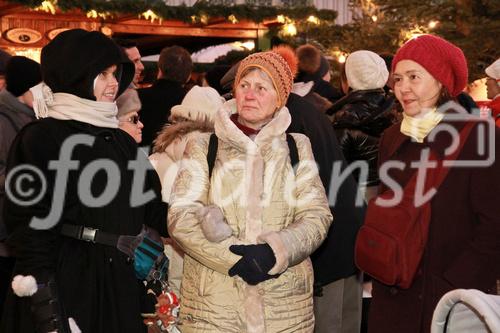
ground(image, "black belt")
xmin=60 ymin=224 xmax=119 ymax=247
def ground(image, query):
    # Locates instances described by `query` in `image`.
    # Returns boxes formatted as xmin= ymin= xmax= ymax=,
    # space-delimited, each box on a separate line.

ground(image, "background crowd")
xmin=0 ymin=28 xmax=498 ymax=333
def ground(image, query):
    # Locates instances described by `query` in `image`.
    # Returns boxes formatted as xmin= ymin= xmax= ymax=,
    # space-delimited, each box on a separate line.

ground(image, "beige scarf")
xmin=30 ymin=82 xmax=119 ymax=128
xmin=400 ymin=108 xmax=444 ymax=143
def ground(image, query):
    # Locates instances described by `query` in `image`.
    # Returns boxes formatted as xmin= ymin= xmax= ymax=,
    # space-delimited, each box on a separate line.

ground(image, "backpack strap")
xmin=206 ymin=133 xmax=299 ymax=178
xmin=207 ymin=133 xmax=218 ymax=178
xmin=286 ymin=133 xmax=299 ymax=169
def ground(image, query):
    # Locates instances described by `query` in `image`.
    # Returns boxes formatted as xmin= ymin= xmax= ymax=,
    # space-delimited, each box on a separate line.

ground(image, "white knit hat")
xmin=485 ymin=58 xmax=500 ymax=80
xmin=170 ymin=85 xmax=225 ymax=124
xmin=345 ymin=50 xmax=389 ymax=91
xmin=116 ymin=88 xmax=141 ymax=118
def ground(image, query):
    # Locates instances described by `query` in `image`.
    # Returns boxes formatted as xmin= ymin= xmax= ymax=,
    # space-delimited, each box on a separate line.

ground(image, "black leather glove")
xmin=228 ymin=244 xmax=279 ymax=285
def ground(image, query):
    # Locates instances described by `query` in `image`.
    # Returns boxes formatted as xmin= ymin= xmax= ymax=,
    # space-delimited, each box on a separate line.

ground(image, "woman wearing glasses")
xmin=116 ymin=88 xmax=144 ymax=143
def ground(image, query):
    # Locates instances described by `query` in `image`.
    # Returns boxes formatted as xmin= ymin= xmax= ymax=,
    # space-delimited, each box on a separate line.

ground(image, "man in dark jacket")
xmin=138 ymin=45 xmax=192 ymax=150
xmin=0 ymin=56 xmax=41 ymax=317
xmin=287 ymin=93 xmax=366 ymax=333
xmin=295 ymin=44 xmax=343 ymax=108
xmin=113 ymin=39 xmax=145 ymax=88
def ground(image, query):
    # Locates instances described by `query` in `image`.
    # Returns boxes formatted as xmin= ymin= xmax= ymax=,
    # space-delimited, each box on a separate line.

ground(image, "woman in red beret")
xmin=366 ymin=34 xmax=500 ymax=332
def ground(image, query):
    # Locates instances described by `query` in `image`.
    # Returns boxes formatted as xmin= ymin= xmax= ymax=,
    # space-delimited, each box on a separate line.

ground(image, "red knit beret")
xmin=392 ymin=34 xmax=468 ymax=97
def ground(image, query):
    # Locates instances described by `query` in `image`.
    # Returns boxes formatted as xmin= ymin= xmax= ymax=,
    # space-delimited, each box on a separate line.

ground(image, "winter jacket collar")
xmin=292 ymin=81 xmax=314 ymax=97
xmin=153 ymin=78 xmax=185 ymax=90
xmin=214 ymin=99 xmax=291 ymax=152
xmin=329 ymin=89 xmax=390 ymax=115
xmin=230 ymin=113 xmax=260 ymax=137
xmin=0 ymin=89 xmax=35 ymax=119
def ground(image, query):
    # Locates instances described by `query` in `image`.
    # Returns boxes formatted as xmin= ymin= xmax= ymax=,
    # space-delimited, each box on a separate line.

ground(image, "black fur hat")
xmin=41 ymin=29 xmax=134 ymax=100
xmin=6 ymin=56 xmax=41 ymax=97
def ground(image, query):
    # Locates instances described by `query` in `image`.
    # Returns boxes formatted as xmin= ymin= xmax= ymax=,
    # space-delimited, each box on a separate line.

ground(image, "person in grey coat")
xmin=0 ymin=55 xmax=41 ymax=318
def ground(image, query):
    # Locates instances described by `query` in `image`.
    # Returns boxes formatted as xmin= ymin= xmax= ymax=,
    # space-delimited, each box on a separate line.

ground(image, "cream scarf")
xmin=400 ymin=108 xmax=444 ymax=143
xmin=30 ymin=82 xmax=119 ymax=128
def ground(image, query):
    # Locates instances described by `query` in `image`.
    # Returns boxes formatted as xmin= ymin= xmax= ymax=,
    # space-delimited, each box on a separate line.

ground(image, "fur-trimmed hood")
xmin=152 ymin=120 xmax=214 ymax=154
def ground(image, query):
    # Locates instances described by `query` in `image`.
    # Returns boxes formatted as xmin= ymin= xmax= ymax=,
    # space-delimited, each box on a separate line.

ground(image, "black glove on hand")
xmin=228 ymin=244 xmax=279 ymax=285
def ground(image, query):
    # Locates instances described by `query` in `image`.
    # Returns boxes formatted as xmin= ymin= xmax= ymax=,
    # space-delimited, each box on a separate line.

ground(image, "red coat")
xmin=368 ymin=117 xmax=500 ymax=333
xmin=488 ymin=98 xmax=500 ymax=127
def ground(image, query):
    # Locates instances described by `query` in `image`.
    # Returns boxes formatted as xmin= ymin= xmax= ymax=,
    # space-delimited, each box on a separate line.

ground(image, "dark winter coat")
xmin=138 ymin=79 xmax=187 ymax=149
xmin=368 ymin=116 xmax=500 ymax=333
xmin=331 ymin=89 xmax=396 ymax=186
xmin=313 ymin=79 xmax=343 ymax=103
xmin=286 ymin=93 xmax=366 ymax=287
xmin=1 ymin=118 xmax=168 ymax=333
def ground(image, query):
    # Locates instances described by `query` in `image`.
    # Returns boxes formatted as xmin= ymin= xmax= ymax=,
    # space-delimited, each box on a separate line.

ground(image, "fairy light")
xmin=140 ymin=10 xmax=161 ymax=24
xmin=399 ymin=25 xmax=428 ymax=44
xmin=86 ymin=10 xmax=110 ymax=19
xmin=307 ymin=15 xmax=320 ymax=25
xmin=331 ymin=49 xmax=348 ymax=63
xmin=228 ymin=14 xmax=238 ymax=24
xmin=428 ymin=20 xmax=439 ymax=29
xmin=283 ymin=22 xmax=297 ymax=36
xmin=34 ymin=0 xmax=57 ymax=15
xmin=277 ymin=15 xmax=285 ymax=24
xmin=371 ymin=15 xmax=378 ymax=22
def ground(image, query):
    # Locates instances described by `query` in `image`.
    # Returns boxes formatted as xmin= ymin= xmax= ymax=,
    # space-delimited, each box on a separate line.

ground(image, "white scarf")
xmin=30 ymin=82 xmax=119 ymax=128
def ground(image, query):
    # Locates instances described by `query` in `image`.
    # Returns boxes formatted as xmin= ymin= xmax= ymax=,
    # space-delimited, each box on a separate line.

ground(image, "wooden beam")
xmin=106 ymin=23 xmax=259 ymax=38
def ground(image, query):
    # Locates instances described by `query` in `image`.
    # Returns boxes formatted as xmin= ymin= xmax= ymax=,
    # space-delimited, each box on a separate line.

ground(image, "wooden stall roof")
xmin=0 ymin=1 xmax=269 ymax=55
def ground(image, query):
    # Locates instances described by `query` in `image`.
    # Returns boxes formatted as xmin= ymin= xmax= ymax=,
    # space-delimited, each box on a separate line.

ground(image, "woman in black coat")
xmin=1 ymin=29 xmax=168 ymax=333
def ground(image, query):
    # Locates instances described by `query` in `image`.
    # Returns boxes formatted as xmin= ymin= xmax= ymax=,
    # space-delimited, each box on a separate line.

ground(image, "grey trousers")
xmin=313 ymin=273 xmax=363 ymax=333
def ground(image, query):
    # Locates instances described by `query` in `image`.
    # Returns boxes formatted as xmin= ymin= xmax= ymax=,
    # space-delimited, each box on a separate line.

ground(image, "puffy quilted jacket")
xmin=168 ymin=100 xmax=332 ymax=332
xmin=330 ymin=89 xmax=396 ymax=186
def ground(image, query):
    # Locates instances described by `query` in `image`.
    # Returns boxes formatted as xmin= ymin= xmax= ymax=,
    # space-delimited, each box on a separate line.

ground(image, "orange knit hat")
xmin=235 ymin=46 xmax=297 ymax=108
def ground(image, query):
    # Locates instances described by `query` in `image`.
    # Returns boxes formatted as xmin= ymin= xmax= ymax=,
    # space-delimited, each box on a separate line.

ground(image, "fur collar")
xmin=152 ymin=120 xmax=213 ymax=153
xmin=214 ymin=99 xmax=291 ymax=152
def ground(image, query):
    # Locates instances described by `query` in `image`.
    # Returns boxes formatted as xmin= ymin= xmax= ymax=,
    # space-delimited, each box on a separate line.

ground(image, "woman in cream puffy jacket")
xmin=168 ymin=49 xmax=332 ymax=332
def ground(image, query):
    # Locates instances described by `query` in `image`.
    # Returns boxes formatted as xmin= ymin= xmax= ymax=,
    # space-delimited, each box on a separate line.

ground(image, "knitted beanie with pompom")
xmin=235 ymin=45 xmax=297 ymax=108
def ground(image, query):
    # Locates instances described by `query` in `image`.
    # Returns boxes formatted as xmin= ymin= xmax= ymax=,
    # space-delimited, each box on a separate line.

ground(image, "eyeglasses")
xmin=127 ymin=114 xmax=140 ymax=124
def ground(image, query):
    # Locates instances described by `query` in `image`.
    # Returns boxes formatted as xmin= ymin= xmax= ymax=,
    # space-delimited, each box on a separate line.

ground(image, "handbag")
xmin=355 ymin=122 xmax=474 ymax=288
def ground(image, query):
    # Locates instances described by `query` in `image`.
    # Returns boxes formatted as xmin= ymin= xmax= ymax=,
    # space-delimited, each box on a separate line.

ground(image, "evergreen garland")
xmin=286 ymin=0 xmax=499 ymax=81
xmin=7 ymin=0 xmax=337 ymax=23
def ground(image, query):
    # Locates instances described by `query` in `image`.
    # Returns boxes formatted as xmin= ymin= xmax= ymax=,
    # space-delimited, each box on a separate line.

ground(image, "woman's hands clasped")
xmin=228 ymin=244 xmax=280 ymax=285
